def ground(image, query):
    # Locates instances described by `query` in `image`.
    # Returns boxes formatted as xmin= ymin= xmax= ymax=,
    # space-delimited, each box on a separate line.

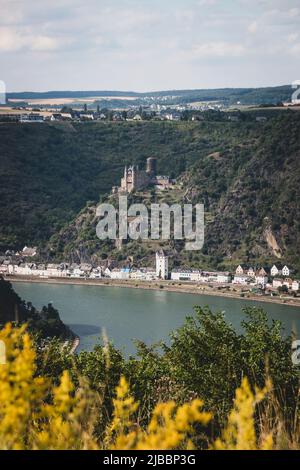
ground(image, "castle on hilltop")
xmin=112 ymin=157 xmax=175 ymax=194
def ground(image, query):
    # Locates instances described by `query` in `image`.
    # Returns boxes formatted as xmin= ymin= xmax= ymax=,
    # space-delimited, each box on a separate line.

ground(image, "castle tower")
xmin=132 ymin=165 xmax=137 ymax=191
xmin=124 ymin=166 xmax=128 ymax=191
xmin=156 ymin=249 xmax=169 ymax=280
xmin=146 ymin=157 xmax=157 ymax=176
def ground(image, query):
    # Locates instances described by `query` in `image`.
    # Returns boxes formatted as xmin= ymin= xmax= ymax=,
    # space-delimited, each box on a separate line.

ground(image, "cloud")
xmin=248 ymin=21 xmax=258 ymax=33
xmin=288 ymin=42 xmax=300 ymax=56
xmin=288 ymin=7 xmax=299 ymax=18
xmin=288 ymin=32 xmax=298 ymax=42
xmin=30 ymin=36 xmax=60 ymax=51
xmin=0 ymin=0 xmax=299 ymax=90
xmin=0 ymin=27 xmax=61 ymax=52
xmin=198 ymin=0 xmax=218 ymax=6
xmin=191 ymin=42 xmax=246 ymax=58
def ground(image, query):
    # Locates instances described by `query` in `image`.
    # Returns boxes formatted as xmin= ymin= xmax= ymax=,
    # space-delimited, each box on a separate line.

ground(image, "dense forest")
xmin=0 ymin=111 xmax=299 ymax=272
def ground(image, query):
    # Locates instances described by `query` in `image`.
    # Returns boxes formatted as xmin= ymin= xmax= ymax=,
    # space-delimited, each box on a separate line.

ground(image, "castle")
xmin=112 ymin=157 xmax=174 ymax=194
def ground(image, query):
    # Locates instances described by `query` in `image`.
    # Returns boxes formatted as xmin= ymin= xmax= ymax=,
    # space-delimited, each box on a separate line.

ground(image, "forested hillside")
xmin=0 ymin=112 xmax=299 ymax=271
xmin=0 ymin=118 xmax=261 ymax=249
xmin=0 ymin=278 xmax=73 ymax=340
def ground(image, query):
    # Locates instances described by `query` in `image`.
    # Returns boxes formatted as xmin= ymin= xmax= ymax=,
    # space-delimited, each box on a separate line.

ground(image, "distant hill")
xmin=0 ymin=111 xmax=299 ymax=272
xmin=6 ymin=85 xmax=292 ymax=105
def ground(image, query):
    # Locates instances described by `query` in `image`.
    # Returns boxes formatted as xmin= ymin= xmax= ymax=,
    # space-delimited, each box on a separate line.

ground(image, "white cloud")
xmin=248 ymin=21 xmax=258 ymax=33
xmin=0 ymin=27 xmax=61 ymax=52
xmin=30 ymin=36 xmax=60 ymax=51
xmin=288 ymin=8 xmax=299 ymax=18
xmin=198 ymin=0 xmax=218 ymax=6
xmin=0 ymin=0 xmax=299 ymax=90
xmin=288 ymin=32 xmax=298 ymax=42
xmin=191 ymin=42 xmax=246 ymax=58
xmin=288 ymin=42 xmax=300 ymax=56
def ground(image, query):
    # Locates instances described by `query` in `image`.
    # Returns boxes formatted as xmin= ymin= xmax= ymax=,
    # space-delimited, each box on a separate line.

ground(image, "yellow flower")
xmin=0 ymin=324 xmax=277 ymax=451
xmin=0 ymin=323 xmax=46 ymax=450
xmin=107 ymin=377 xmax=212 ymax=450
xmin=213 ymin=377 xmax=273 ymax=450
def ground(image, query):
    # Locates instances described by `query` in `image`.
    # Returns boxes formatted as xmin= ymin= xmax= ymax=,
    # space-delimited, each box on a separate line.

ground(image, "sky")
xmin=0 ymin=0 xmax=300 ymax=92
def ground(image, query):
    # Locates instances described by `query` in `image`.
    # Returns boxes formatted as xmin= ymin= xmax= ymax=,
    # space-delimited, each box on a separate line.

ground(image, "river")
xmin=13 ymin=282 xmax=300 ymax=356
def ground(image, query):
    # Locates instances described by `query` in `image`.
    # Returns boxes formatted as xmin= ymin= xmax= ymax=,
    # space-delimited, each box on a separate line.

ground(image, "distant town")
xmin=1 ymin=247 xmax=299 ymax=298
xmin=0 ymin=107 xmax=272 ymax=124
xmin=1 ymin=89 xmax=300 ymax=124
xmin=0 ymin=101 xmax=272 ymax=124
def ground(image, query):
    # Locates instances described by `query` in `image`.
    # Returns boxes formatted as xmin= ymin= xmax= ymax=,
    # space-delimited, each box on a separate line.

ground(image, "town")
xmin=1 ymin=247 xmax=299 ymax=296
xmin=0 ymin=103 xmax=270 ymax=124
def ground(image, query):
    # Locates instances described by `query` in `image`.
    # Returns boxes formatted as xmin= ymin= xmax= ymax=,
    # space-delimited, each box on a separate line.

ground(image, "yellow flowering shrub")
xmin=0 ymin=324 xmax=98 ymax=450
xmin=34 ymin=371 xmax=99 ymax=450
xmin=213 ymin=377 xmax=273 ymax=450
xmin=106 ymin=376 xmax=212 ymax=450
xmin=0 ymin=324 xmax=277 ymax=450
xmin=0 ymin=323 xmax=46 ymax=449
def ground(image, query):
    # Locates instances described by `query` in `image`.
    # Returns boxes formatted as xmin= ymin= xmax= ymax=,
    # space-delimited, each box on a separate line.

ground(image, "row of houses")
xmin=273 ymin=278 xmax=300 ymax=292
xmin=235 ymin=264 xmax=291 ymax=277
xmin=1 ymin=254 xmax=299 ymax=292
xmin=170 ymin=267 xmax=299 ymax=291
xmin=0 ymin=263 xmax=102 ymax=279
xmin=0 ymin=262 xmax=159 ymax=282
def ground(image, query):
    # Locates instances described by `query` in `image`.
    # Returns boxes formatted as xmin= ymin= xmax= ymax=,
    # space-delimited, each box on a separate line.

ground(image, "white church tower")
xmin=156 ymin=249 xmax=169 ymax=279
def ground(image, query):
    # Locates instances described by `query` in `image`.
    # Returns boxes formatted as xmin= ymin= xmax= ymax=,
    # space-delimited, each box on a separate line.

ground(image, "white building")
xmin=110 ymin=268 xmax=130 ymax=280
xmin=190 ymin=270 xmax=202 ymax=282
xmin=216 ymin=273 xmax=231 ymax=284
xmin=90 ymin=268 xmax=102 ymax=279
xmin=46 ymin=264 xmax=62 ymax=278
xmin=292 ymin=280 xmax=300 ymax=292
xmin=270 ymin=265 xmax=280 ymax=277
xmin=171 ymin=269 xmax=192 ymax=281
xmin=14 ymin=263 xmax=33 ymax=275
xmin=130 ymin=268 xmax=156 ymax=281
xmin=282 ymin=265 xmax=290 ymax=277
xmin=283 ymin=278 xmax=293 ymax=289
xmin=235 ymin=265 xmax=245 ymax=275
xmin=198 ymin=271 xmax=230 ymax=283
xmin=0 ymin=264 xmax=8 ymax=274
xmin=255 ymin=275 xmax=268 ymax=287
xmin=270 ymin=265 xmax=290 ymax=277
xmin=273 ymin=278 xmax=283 ymax=289
xmin=22 ymin=246 xmax=37 ymax=257
xmin=247 ymin=267 xmax=255 ymax=278
xmin=156 ymin=250 xmax=169 ymax=279
xmin=233 ymin=275 xmax=250 ymax=285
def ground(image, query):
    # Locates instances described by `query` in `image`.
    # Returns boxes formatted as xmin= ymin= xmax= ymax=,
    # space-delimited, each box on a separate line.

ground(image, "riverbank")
xmin=7 ymin=275 xmax=300 ymax=308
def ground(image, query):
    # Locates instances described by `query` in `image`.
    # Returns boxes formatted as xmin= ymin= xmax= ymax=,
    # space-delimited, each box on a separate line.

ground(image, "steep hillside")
xmin=0 ymin=119 xmax=261 ymax=250
xmin=1 ymin=113 xmax=299 ymax=272
xmin=187 ymin=113 xmax=300 ymax=272
xmin=46 ymin=113 xmax=300 ymax=273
